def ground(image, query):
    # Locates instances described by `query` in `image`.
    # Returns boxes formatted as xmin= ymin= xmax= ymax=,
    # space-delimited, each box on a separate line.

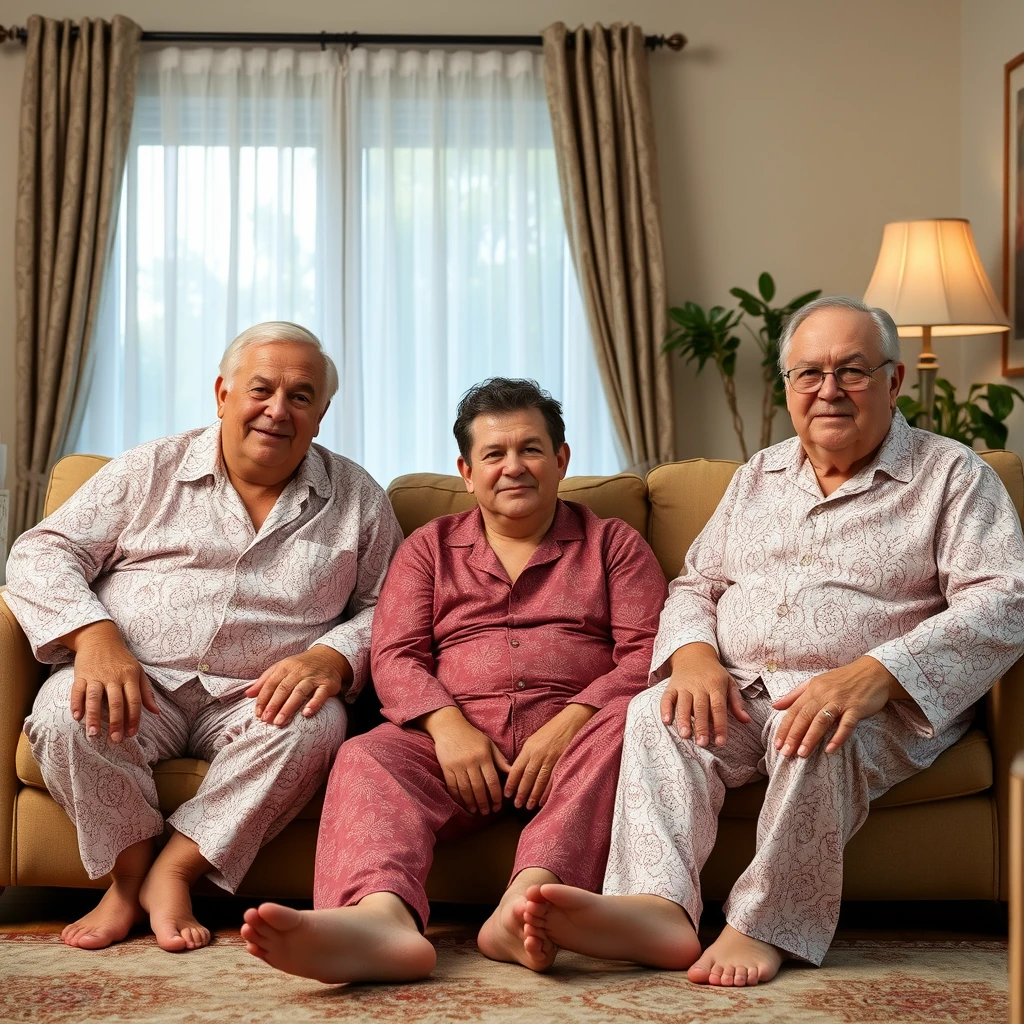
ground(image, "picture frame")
xmin=1003 ymin=49 xmax=1024 ymax=375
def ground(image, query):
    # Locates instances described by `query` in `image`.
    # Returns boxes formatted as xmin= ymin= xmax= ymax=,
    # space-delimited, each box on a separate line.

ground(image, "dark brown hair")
xmin=453 ymin=378 xmax=565 ymax=463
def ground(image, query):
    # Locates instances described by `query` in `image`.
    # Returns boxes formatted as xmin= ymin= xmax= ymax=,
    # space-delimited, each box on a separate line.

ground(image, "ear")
xmin=315 ymin=398 xmax=331 ymax=436
xmin=556 ymin=442 xmax=570 ymax=480
xmin=215 ymin=375 xmax=229 ymax=419
xmin=457 ymin=455 xmax=474 ymax=493
xmin=889 ymin=362 xmax=906 ymax=409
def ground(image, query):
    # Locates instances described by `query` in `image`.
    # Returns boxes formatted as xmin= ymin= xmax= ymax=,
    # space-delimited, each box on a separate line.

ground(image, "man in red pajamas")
xmin=241 ymin=377 xmax=667 ymax=983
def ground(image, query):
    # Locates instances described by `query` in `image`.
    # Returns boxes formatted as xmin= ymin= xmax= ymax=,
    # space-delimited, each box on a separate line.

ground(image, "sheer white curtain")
xmin=75 ymin=47 xmax=343 ymax=456
xmin=74 ymin=46 xmax=622 ymax=481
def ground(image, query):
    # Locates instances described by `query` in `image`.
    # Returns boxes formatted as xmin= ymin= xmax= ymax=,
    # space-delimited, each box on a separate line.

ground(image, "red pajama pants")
xmin=314 ymin=695 xmax=631 ymax=927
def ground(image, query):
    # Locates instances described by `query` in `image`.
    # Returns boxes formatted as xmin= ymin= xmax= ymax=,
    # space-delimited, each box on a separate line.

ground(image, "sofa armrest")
xmin=0 ymin=590 xmax=43 ymax=885
xmin=987 ymin=657 xmax=1024 ymax=900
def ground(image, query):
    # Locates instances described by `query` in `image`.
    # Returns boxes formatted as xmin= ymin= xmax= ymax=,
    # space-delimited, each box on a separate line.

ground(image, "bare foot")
xmin=526 ymin=884 xmax=701 ymax=969
xmin=241 ymin=894 xmax=436 ymax=984
xmin=687 ymin=923 xmax=785 ymax=986
xmin=61 ymin=882 xmax=146 ymax=949
xmin=478 ymin=888 xmax=556 ymax=972
xmin=139 ymin=862 xmax=209 ymax=952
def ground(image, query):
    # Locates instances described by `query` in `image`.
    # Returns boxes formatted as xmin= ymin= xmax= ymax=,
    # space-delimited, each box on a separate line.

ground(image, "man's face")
xmin=215 ymin=341 xmax=329 ymax=485
xmin=457 ymin=408 xmax=569 ymax=524
xmin=784 ymin=307 xmax=904 ymax=466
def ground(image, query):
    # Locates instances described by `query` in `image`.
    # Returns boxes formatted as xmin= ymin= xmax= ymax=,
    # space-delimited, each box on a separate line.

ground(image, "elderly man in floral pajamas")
xmin=4 ymin=321 xmax=402 ymax=953
xmin=522 ymin=296 xmax=1024 ymax=985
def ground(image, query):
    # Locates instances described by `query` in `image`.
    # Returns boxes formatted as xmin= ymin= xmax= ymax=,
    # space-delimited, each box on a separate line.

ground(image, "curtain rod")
xmin=0 ymin=26 xmax=687 ymax=51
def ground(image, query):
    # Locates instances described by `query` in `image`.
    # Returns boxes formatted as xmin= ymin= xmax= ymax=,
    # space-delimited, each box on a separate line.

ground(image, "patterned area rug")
xmin=0 ymin=927 xmax=1008 ymax=1024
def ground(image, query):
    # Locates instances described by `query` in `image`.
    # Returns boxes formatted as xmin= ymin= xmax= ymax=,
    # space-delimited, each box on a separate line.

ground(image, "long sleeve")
xmin=867 ymin=458 xmax=1024 ymax=735
xmin=571 ymin=523 xmax=667 ymax=708
xmin=371 ymin=529 xmax=458 ymax=726
xmin=648 ymin=468 xmax=744 ymax=683
xmin=311 ymin=484 xmax=404 ymax=701
xmin=2 ymin=457 xmax=144 ymax=663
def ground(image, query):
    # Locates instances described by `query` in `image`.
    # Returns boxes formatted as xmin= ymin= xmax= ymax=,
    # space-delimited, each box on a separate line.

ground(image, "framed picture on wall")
xmin=1003 ymin=49 xmax=1024 ymax=375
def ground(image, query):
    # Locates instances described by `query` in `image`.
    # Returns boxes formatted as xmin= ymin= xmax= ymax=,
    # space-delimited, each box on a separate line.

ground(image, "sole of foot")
xmin=686 ymin=924 xmax=785 ymax=986
xmin=528 ymin=884 xmax=701 ymax=969
xmin=241 ymin=903 xmax=437 ymax=984
xmin=478 ymin=894 xmax=556 ymax=972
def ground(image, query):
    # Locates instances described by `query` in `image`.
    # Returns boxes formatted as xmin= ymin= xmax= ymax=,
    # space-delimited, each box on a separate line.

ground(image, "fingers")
xmin=490 ymin=743 xmax=512 ymax=774
xmin=825 ymin=710 xmax=858 ymax=754
xmin=441 ymin=767 xmax=468 ymax=811
xmin=272 ymin=681 xmax=318 ymax=726
xmin=123 ymin=676 xmax=142 ymax=739
xmin=660 ymin=684 xmax=678 ymax=727
xmin=301 ymin=683 xmax=334 ymax=719
xmin=728 ymin=679 xmax=752 ymax=723
xmin=776 ymin=699 xmax=850 ymax=758
xmin=673 ymin=687 xmax=693 ymax=739
xmin=105 ymin=681 xmax=125 ymax=742
xmin=465 ymin=765 xmax=491 ymax=816
xmin=691 ymin=689 xmax=710 ymax=747
xmin=770 ymin=679 xmax=806 ymax=711
xmin=709 ymin=689 xmax=728 ymax=746
xmin=139 ymin=673 xmax=161 ymax=715
xmin=525 ymin=763 xmax=553 ymax=809
xmin=480 ymin=759 xmax=503 ymax=813
xmin=71 ymin=675 xmax=87 ymax=723
xmin=84 ymin=679 xmax=105 ymax=738
xmin=251 ymin=668 xmax=283 ymax=720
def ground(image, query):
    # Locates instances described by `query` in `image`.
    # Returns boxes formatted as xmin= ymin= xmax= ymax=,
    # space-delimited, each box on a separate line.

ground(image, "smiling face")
xmin=784 ymin=307 xmax=904 ymax=474
xmin=215 ymin=340 xmax=329 ymax=487
xmin=457 ymin=407 xmax=569 ymax=531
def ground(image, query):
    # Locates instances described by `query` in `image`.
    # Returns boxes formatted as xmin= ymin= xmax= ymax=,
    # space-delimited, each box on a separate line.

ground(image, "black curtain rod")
xmin=0 ymin=26 xmax=687 ymax=51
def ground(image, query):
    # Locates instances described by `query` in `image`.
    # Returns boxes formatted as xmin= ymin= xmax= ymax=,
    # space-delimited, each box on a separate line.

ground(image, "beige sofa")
xmin=2 ymin=451 xmax=1023 ymax=904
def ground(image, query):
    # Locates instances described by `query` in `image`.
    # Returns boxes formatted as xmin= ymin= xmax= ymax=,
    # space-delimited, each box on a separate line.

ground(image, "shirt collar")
xmin=445 ymin=498 xmax=585 ymax=547
xmin=173 ymin=421 xmax=332 ymax=500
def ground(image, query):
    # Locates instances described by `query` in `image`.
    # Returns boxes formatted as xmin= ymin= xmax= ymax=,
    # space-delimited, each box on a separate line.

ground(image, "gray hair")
xmin=778 ymin=296 xmax=901 ymax=377
xmin=219 ymin=321 xmax=339 ymax=407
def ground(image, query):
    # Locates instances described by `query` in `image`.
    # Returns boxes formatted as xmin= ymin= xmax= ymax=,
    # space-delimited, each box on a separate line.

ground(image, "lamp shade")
xmin=862 ymin=218 xmax=1009 ymax=338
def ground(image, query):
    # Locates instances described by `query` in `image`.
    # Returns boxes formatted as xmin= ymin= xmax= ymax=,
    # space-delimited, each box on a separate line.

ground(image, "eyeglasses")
xmin=781 ymin=360 xmax=893 ymax=394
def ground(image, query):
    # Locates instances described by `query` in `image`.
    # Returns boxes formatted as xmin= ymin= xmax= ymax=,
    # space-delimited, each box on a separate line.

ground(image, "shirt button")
xmin=800 ymin=555 xmax=811 ymax=566
xmin=199 ymin=663 xmax=210 ymax=673
xmin=766 ymin=660 xmax=778 ymax=673
xmin=516 ymin=680 xmax=526 ymax=690
xmin=510 ymin=639 xmax=520 ymax=648
xmin=776 ymin=604 xmax=788 ymax=617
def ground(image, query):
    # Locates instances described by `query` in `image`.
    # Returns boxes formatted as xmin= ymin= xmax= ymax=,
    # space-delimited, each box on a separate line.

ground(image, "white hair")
xmin=219 ymin=321 xmax=339 ymax=406
xmin=778 ymin=296 xmax=901 ymax=377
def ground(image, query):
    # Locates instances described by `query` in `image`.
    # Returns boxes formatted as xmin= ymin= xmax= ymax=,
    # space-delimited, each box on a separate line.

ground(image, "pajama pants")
xmin=603 ymin=681 xmax=961 ymax=964
xmin=314 ymin=694 xmax=632 ymax=928
xmin=24 ymin=667 xmax=347 ymax=892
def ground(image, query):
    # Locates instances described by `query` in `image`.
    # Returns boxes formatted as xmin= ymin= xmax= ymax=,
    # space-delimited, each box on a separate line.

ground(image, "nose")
xmin=815 ymin=372 xmax=843 ymax=400
xmin=503 ymin=452 xmax=526 ymax=476
xmin=264 ymin=390 xmax=289 ymax=421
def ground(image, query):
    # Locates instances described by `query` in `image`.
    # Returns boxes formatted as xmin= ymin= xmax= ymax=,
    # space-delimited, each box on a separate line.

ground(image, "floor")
xmin=0 ymin=883 xmax=1008 ymax=944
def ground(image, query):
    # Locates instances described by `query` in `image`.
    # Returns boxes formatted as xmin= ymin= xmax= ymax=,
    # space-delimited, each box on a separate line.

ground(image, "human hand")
xmin=771 ymin=655 xmax=906 ymax=757
xmin=64 ymin=620 xmax=160 ymax=743
xmin=244 ymin=644 xmax=351 ymax=726
xmin=660 ymin=642 xmax=750 ymax=746
xmin=504 ymin=703 xmax=595 ymax=810
xmin=418 ymin=706 xmax=511 ymax=815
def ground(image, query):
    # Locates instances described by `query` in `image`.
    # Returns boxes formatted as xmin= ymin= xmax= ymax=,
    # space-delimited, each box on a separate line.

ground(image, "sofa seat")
xmin=15 ymin=726 xmax=993 ymax=821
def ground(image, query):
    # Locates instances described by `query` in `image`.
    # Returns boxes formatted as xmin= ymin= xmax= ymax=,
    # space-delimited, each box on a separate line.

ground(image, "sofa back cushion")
xmin=645 ymin=459 xmax=742 ymax=581
xmin=387 ymin=472 xmax=649 ymax=537
xmin=45 ymin=455 xmax=111 ymax=517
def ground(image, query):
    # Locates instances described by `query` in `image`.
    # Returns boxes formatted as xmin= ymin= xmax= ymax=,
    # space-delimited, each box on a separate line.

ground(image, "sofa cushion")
xmin=645 ymin=459 xmax=741 ymax=581
xmin=44 ymin=454 xmax=111 ymax=517
xmin=17 ymin=726 xmax=992 ymax=818
xmin=387 ymin=472 xmax=649 ymax=538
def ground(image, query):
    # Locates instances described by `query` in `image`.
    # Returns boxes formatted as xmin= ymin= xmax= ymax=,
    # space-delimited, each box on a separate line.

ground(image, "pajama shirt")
xmin=5 ymin=423 xmax=403 ymax=890
xmin=605 ymin=411 xmax=1024 ymax=964
xmin=314 ymin=500 xmax=667 ymax=927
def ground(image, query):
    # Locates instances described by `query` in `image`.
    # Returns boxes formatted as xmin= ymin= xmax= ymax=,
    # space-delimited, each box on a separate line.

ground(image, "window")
xmin=74 ymin=46 xmax=621 ymax=482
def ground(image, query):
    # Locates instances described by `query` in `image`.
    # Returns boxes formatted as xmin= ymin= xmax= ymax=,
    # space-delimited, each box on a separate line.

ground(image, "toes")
xmin=733 ymin=966 xmax=748 ymax=987
xmin=244 ymin=940 xmax=268 ymax=959
xmin=523 ymin=884 xmax=546 ymax=904
xmin=719 ymin=965 xmax=735 ymax=987
xmin=747 ymin=966 xmax=760 ymax=986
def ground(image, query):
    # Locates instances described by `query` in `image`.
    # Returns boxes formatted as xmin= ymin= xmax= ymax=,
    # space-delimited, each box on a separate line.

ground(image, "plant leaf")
xmin=758 ymin=272 xmax=775 ymax=302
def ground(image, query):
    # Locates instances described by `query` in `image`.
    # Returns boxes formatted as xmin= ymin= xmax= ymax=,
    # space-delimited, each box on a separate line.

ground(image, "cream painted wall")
xmin=0 ymin=0 xmax=962 ymax=506
xmin=961 ymin=0 xmax=1024 ymax=452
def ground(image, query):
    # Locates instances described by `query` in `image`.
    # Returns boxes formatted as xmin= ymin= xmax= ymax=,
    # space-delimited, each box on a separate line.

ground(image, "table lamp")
xmin=862 ymin=218 xmax=1009 ymax=431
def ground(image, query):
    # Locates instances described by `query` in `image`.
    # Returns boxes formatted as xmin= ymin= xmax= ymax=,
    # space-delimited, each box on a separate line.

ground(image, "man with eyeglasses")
xmin=520 ymin=295 xmax=1024 ymax=984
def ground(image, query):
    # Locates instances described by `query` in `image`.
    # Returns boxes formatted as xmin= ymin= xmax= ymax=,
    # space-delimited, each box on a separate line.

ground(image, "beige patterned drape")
xmin=12 ymin=15 xmax=142 ymax=536
xmin=542 ymin=22 xmax=675 ymax=474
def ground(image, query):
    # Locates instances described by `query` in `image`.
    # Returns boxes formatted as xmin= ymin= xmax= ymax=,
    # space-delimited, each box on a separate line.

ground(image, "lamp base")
xmin=917 ymin=328 xmax=938 ymax=433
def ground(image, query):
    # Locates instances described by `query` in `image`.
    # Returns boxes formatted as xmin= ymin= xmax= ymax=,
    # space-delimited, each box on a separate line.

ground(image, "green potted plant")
xmin=664 ymin=273 xmax=821 ymax=460
xmin=897 ymin=379 xmax=1024 ymax=449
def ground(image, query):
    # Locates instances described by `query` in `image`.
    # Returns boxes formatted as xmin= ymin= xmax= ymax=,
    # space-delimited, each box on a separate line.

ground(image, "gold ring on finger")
xmin=820 ymin=707 xmax=835 ymax=722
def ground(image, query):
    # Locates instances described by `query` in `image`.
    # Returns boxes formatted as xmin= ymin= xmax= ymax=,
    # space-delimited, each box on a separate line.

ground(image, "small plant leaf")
xmin=758 ymin=272 xmax=775 ymax=302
